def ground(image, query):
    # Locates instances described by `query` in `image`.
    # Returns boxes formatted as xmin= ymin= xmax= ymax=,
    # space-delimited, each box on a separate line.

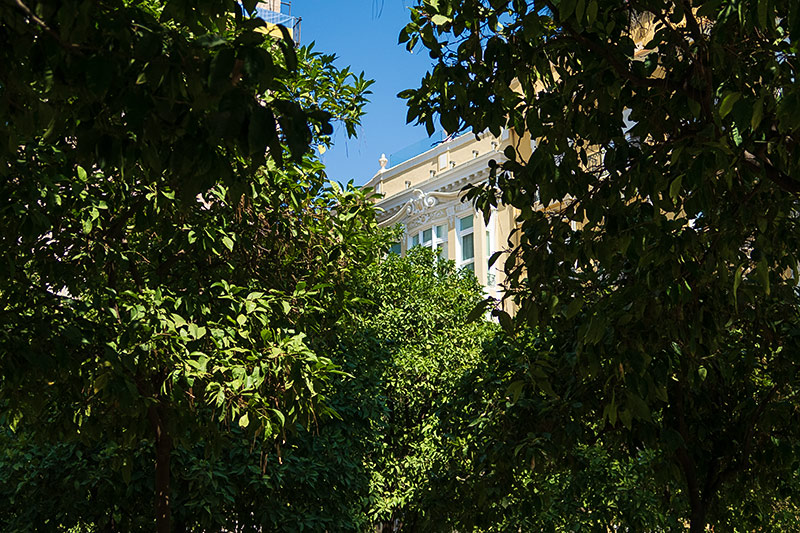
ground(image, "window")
xmin=408 ymin=223 xmax=448 ymax=259
xmin=422 ymin=227 xmax=432 ymax=245
xmin=389 ymin=242 xmax=402 ymax=255
xmin=434 ymin=223 xmax=447 ymax=259
xmin=484 ymin=212 xmax=498 ymax=286
xmin=457 ymin=214 xmax=474 ymax=272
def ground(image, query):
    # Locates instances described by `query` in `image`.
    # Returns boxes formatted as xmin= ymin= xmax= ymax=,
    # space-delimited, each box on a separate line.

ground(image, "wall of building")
xmin=375 ymin=131 xmax=508 ymax=199
xmin=369 ymin=128 xmax=526 ymax=303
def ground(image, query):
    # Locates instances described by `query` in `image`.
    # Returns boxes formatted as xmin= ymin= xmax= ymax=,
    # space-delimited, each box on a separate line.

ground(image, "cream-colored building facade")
xmin=365 ymin=128 xmax=534 ymax=301
xmin=365 ymin=16 xmax=657 ymax=303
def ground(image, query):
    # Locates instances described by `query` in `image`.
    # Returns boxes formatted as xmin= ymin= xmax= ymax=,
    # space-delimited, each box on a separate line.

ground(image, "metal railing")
xmin=253 ymin=2 xmax=301 ymax=43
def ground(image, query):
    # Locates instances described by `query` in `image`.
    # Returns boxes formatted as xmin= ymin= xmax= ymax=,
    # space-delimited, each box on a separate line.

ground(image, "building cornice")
xmin=379 ymin=189 xmax=463 ymax=227
xmin=364 ymin=130 xmax=492 ymax=190
xmin=376 ymin=150 xmax=499 ymax=226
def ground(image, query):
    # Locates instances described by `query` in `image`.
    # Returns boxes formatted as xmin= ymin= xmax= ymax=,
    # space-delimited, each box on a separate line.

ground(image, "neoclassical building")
xmin=365 ymin=16 xmax=657 ymax=305
xmin=365 ymin=128 xmax=535 ymax=301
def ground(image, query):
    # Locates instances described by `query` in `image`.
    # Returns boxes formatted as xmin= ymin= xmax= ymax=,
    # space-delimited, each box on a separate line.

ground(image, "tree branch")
xmin=541 ymin=0 xmax=694 ymax=99
xmin=10 ymin=0 xmax=81 ymax=52
xmin=742 ymin=150 xmax=800 ymax=196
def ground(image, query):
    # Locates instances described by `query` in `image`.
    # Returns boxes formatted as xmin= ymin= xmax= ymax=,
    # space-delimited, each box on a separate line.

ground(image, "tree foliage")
xmin=0 ymin=1 xmax=377 ymax=529
xmin=0 ymin=248 xmax=495 ymax=532
xmin=341 ymin=248 xmax=496 ymax=529
xmin=402 ymin=0 xmax=800 ymax=530
xmin=419 ymin=328 xmax=800 ymax=532
xmin=0 ymin=425 xmax=376 ymax=532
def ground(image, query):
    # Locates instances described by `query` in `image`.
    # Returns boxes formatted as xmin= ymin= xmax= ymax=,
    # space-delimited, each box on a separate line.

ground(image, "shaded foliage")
xmin=402 ymin=0 xmax=800 ymax=530
xmin=0 ymin=1 xmax=377 ymax=529
xmin=0 ymin=248 xmax=495 ymax=532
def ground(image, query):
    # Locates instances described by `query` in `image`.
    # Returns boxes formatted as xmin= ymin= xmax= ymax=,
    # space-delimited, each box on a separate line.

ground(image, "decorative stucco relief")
xmin=406 ymin=207 xmax=450 ymax=232
xmin=380 ymin=188 xmax=463 ymax=227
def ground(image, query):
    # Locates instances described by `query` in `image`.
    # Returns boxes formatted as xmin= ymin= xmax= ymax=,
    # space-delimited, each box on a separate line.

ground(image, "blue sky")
xmin=290 ymin=1 xmax=437 ymax=185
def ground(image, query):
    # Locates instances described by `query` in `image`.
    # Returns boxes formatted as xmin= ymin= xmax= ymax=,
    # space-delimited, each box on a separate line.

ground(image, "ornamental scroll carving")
xmin=407 ymin=189 xmax=439 ymax=214
xmin=380 ymin=189 xmax=462 ymax=227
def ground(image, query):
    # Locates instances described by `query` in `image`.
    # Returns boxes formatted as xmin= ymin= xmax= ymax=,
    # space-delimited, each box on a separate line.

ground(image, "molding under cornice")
xmin=379 ymin=189 xmax=465 ymax=227
xmin=376 ymin=152 xmax=498 ymax=226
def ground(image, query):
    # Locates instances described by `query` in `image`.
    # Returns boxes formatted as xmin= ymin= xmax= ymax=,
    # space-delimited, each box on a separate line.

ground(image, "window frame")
xmin=457 ymin=213 xmax=475 ymax=273
xmin=485 ymin=211 xmax=496 ymax=286
xmin=408 ymin=222 xmax=448 ymax=259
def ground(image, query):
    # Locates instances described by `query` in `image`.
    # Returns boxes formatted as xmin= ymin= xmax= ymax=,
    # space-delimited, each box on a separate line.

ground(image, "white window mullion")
xmin=408 ymin=223 xmax=449 ymax=260
xmin=486 ymin=211 xmax=496 ymax=286
xmin=457 ymin=214 xmax=475 ymax=273
xmin=433 ymin=223 xmax=447 ymax=259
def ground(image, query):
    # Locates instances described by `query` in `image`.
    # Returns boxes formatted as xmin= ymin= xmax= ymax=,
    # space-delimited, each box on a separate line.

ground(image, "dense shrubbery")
xmin=0 ymin=249 xmax=496 ymax=531
xmin=5 ymin=0 xmax=800 ymax=530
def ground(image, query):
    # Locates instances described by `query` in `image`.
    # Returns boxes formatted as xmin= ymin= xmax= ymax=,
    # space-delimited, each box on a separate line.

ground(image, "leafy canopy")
xmin=0 ymin=248 xmax=496 ymax=533
xmin=401 ymin=0 xmax=800 ymax=530
xmin=1 ymin=1 xmax=379 ymax=529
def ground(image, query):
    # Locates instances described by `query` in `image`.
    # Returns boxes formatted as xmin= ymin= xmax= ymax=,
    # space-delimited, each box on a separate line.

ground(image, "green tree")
xmin=0 ymin=423 xmax=376 ymax=532
xmin=0 ymin=248 xmax=496 ymax=532
xmin=401 ymin=0 xmax=800 ymax=530
xmin=422 ymin=327 xmax=800 ymax=531
xmin=341 ymin=247 xmax=496 ymax=529
xmin=0 ymin=2 xmax=376 ymax=530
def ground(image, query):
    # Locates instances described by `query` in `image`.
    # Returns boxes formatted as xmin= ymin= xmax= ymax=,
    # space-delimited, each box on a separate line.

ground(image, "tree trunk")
xmin=149 ymin=404 xmax=172 ymax=533
xmin=688 ymin=502 xmax=706 ymax=533
xmin=672 ymin=379 xmax=708 ymax=533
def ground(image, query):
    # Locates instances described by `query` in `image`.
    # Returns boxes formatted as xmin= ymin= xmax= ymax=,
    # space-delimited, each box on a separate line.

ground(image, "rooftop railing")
xmin=253 ymin=2 xmax=301 ymax=43
xmin=388 ymin=131 xmax=446 ymax=168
